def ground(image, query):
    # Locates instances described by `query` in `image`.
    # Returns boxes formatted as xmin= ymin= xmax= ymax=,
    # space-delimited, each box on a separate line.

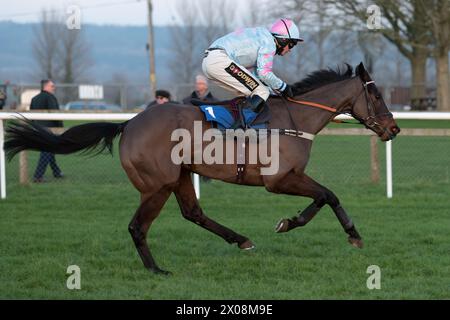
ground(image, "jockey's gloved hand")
xmin=281 ymin=84 xmax=294 ymax=98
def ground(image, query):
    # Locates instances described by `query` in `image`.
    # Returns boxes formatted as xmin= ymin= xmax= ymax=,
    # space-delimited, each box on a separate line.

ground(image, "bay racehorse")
xmin=4 ymin=63 xmax=400 ymax=274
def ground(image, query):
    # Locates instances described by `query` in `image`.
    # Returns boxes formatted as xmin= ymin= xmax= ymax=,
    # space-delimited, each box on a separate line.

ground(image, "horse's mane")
xmin=292 ymin=64 xmax=354 ymax=95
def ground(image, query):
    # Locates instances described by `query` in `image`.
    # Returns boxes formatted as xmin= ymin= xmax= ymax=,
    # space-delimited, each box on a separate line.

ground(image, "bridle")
xmin=287 ymin=78 xmax=393 ymax=131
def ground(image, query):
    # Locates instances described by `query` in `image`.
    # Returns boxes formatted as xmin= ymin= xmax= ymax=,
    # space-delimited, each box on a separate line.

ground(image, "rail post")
xmin=386 ymin=140 xmax=393 ymax=199
xmin=370 ymin=135 xmax=380 ymax=183
xmin=0 ymin=119 xmax=6 ymax=199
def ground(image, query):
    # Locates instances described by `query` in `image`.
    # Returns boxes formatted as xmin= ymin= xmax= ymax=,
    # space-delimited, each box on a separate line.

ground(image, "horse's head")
xmin=349 ymin=63 xmax=401 ymax=141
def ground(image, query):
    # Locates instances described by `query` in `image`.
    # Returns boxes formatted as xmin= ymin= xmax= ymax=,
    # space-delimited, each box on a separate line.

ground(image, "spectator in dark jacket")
xmin=146 ymin=89 xmax=178 ymax=109
xmin=30 ymin=79 xmax=64 ymax=183
xmin=182 ymin=75 xmax=218 ymax=105
xmin=183 ymin=75 xmax=218 ymax=183
xmin=0 ymin=88 xmax=6 ymax=110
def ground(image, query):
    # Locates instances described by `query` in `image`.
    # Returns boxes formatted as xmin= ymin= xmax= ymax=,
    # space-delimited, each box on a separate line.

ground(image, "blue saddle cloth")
xmin=199 ymin=105 xmax=267 ymax=130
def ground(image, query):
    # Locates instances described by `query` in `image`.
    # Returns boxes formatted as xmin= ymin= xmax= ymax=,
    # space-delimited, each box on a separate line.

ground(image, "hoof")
xmin=275 ymin=219 xmax=290 ymax=233
xmin=348 ymin=237 xmax=363 ymax=249
xmin=239 ymin=240 xmax=256 ymax=251
xmin=150 ymin=268 xmax=172 ymax=276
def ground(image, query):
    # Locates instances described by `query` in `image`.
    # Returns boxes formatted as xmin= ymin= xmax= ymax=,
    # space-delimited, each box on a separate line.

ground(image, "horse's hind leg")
xmin=174 ymin=170 xmax=254 ymax=250
xmin=128 ymin=187 xmax=172 ymax=274
xmin=268 ymin=173 xmax=363 ymax=248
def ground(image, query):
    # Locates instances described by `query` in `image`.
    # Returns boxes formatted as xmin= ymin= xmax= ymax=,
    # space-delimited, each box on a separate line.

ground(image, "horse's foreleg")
xmin=269 ymin=173 xmax=363 ymax=248
xmin=128 ymin=187 xmax=173 ymax=275
xmin=174 ymin=170 xmax=254 ymax=250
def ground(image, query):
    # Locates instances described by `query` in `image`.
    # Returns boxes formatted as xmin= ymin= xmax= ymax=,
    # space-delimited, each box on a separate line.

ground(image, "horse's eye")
xmin=375 ymin=95 xmax=381 ymax=99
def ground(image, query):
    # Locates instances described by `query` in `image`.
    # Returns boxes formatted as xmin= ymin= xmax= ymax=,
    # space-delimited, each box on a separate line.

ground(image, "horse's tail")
xmin=4 ymin=118 xmax=129 ymax=161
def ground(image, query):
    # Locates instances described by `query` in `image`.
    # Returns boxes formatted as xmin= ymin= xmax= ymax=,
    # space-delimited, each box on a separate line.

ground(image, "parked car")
xmin=64 ymin=101 xmax=122 ymax=111
xmin=389 ymin=104 xmax=412 ymax=112
xmin=0 ymin=87 xmax=6 ymax=110
xmin=133 ymin=103 xmax=147 ymax=111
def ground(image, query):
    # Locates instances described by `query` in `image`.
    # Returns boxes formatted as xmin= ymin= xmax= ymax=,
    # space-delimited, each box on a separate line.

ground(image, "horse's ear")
xmin=355 ymin=62 xmax=365 ymax=76
xmin=356 ymin=62 xmax=371 ymax=81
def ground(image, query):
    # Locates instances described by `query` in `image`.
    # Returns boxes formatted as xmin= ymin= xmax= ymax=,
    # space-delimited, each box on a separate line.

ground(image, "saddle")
xmin=195 ymin=97 xmax=270 ymax=130
xmin=195 ymin=97 xmax=270 ymax=183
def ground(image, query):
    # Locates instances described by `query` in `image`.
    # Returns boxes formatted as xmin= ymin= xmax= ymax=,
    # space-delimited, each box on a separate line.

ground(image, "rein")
xmin=287 ymin=97 xmax=337 ymax=113
xmin=285 ymin=97 xmax=356 ymax=125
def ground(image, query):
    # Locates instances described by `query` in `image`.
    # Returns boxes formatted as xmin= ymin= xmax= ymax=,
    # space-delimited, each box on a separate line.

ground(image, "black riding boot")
xmin=231 ymin=95 xmax=266 ymax=129
xmin=246 ymin=95 xmax=266 ymax=113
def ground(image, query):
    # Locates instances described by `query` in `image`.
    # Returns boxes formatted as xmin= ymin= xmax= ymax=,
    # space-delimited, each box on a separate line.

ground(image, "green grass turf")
xmin=0 ymin=121 xmax=449 ymax=299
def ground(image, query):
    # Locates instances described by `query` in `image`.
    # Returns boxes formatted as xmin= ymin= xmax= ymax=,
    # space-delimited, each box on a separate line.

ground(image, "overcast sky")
xmin=0 ymin=0 xmax=245 ymax=26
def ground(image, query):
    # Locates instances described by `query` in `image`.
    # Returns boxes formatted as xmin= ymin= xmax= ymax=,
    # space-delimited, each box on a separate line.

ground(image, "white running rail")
xmin=1 ymin=112 xmax=450 ymax=200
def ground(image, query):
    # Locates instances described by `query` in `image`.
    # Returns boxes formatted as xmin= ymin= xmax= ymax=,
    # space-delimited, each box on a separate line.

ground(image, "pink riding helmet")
xmin=270 ymin=18 xmax=303 ymax=42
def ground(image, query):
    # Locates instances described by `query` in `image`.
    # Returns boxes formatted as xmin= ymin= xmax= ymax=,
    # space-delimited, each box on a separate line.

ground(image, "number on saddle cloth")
xmin=199 ymin=105 xmax=267 ymax=130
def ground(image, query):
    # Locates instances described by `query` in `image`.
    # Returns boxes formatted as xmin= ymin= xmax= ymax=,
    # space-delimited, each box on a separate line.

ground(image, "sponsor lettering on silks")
xmin=225 ymin=62 xmax=260 ymax=92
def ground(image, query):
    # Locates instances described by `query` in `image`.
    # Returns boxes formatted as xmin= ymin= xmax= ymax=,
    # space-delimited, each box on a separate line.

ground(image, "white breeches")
xmin=202 ymin=49 xmax=270 ymax=100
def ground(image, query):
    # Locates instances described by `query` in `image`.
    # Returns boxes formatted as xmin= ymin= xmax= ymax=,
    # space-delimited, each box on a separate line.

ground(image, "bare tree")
xmin=168 ymin=2 xmax=201 ymax=85
xmin=327 ymin=0 xmax=433 ymax=108
xmin=58 ymin=28 xmax=92 ymax=84
xmin=32 ymin=10 xmax=61 ymax=80
xmin=213 ymin=0 xmax=237 ymax=37
xmin=32 ymin=9 xmax=92 ymax=88
xmin=330 ymin=0 xmax=450 ymax=110
xmin=357 ymin=31 xmax=386 ymax=74
xmin=198 ymin=0 xmax=236 ymax=48
xmin=199 ymin=0 xmax=223 ymax=46
xmin=169 ymin=0 xmax=238 ymax=87
xmin=312 ymin=0 xmax=334 ymax=69
xmin=268 ymin=0 xmax=335 ymax=69
xmin=420 ymin=0 xmax=450 ymax=111
xmin=267 ymin=0 xmax=311 ymax=23
xmin=243 ymin=0 xmax=272 ymax=27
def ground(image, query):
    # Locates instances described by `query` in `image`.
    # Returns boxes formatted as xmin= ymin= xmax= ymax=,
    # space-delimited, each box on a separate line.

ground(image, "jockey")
xmin=202 ymin=18 xmax=303 ymax=116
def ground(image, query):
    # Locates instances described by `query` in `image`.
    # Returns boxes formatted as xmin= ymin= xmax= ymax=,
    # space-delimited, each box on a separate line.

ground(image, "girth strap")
xmin=217 ymin=129 xmax=316 ymax=142
xmin=237 ymin=164 xmax=245 ymax=183
xmin=278 ymin=129 xmax=315 ymax=141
